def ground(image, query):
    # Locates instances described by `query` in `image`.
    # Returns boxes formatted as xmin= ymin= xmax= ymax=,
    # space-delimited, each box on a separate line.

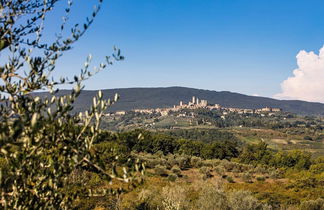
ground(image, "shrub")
xmin=256 ymin=176 xmax=266 ymax=182
xmin=171 ymin=165 xmax=182 ymax=176
xmin=214 ymin=165 xmax=226 ymax=176
xmin=145 ymin=158 xmax=163 ymax=169
xmin=161 ymin=185 xmax=189 ymax=210
xmin=299 ymin=198 xmax=324 ymax=210
xmin=199 ymin=166 xmax=213 ymax=179
xmin=220 ymin=159 xmax=236 ymax=172
xmin=201 ymin=159 xmax=221 ymax=168
xmin=227 ymin=191 xmax=272 ymax=210
xmin=137 ymin=189 xmax=159 ymax=210
xmin=269 ymin=169 xmax=281 ymax=179
xmin=190 ymin=156 xmax=202 ymax=168
xmin=242 ymin=172 xmax=253 ymax=183
xmin=310 ymin=163 xmax=324 ymax=174
xmin=166 ymin=154 xmax=178 ymax=169
xmin=175 ymin=155 xmax=191 ymax=170
xmin=195 ymin=186 xmax=271 ymax=210
xmin=156 ymin=150 xmax=164 ymax=158
xmin=303 ymin=136 xmax=313 ymax=141
xmin=226 ymin=176 xmax=235 ymax=183
xmin=290 ymin=177 xmax=318 ymax=189
xmin=253 ymin=166 xmax=268 ymax=174
xmin=231 ymin=162 xmax=247 ymax=173
xmin=232 ymin=167 xmax=242 ymax=174
xmin=195 ymin=185 xmax=229 ymax=210
xmin=154 ymin=165 xmax=168 ymax=177
xmin=168 ymin=173 xmax=178 ymax=182
xmin=135 ymin=153 xmax=166 ymax=168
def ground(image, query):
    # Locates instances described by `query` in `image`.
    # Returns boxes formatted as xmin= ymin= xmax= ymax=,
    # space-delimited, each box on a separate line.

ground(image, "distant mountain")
xmin=35 ymin=87 xmax=324 ymax=116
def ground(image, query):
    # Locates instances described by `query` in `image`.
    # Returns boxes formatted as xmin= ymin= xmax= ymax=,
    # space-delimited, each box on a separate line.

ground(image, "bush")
xmin=290 ymin=177 xmax=318 ymax=189
xmin=201 ymin=159 xmax=221 ymax=168
xmin=226 ymin=176 xmax=235 ymax=183
xmin=145 ymin=158 xmax=163 ymax=169
xmin=199 ymin=166 xmax=213 ymax=179
xmin=175 ymin=155 xmax=191 ymax=170
xmin=171 ymin=165 xmax=182 ymax=176
xmin=137 ymin=188 xmax=161 ymax=210
xmin=256 ymin=176 xmax=266 ymax=182
xmin=227 ymin=191 xmax=272 ymax=210
xmin=220 ymin=159 xmax=236 ymax=172
xmin=242 ymin=172 xmax=253 ymax=183
xmin=299 ymin=198 xmax=324 ymax=210
xmin=232 ymin=167 xmax=242 ymax=174
xmin=214 ymin=165 xmax=226 ymax=176
xmin=269 ymin=169 xmax=281 ymax=179
xmin=167 ymin=173 xmax=178 ymax=182
xmin=303 ymin=136 xmax=313 ymax=141
xmin=161 ymin=185 xmax=189 ymax=210
xmin=190 ymin=156 xmax=202 ymax=168
xmin=195 ymin=186 xmax=271 ymax=210
xmin=154 ymin=165 xmax=168 ymax=177
xmin=231 ymin=162 xmax=247 ymax=174
xmin=135 ymin=153 xmax=166 ymax=168
xmin=156 ymin=150 xmax=164 ymax=158
xmin=195 ymin=185 xmax=229 ymax=210
xmin=166 ymin=154 xmax=178 ymax=169
xmin=310 ymin=163 xmax=324 ymax=174
xmin=253 ymin=166 xmax=268 ymax=174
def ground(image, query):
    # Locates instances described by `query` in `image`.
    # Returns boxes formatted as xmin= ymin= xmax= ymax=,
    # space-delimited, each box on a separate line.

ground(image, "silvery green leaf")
xmin=31 ymin=113 xmax=38 ymax=127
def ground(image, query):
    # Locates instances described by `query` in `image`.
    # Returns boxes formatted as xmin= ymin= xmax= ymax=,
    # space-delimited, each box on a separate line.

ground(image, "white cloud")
xmin=275 ymin=46 xmax=324 ymax=103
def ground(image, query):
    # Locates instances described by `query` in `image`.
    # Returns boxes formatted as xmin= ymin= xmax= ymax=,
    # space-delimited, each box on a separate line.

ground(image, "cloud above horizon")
xmin=275 ymin=46 xmax=324 ymax=103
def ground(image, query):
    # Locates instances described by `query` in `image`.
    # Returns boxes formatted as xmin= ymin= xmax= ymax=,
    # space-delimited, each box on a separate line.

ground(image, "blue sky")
xmin=46 ymin=0 xmax=324 ymax=99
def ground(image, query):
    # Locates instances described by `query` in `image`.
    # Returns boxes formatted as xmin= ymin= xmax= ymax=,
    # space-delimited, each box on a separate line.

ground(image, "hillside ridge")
xmin=34 ymin=86 xmax=324 ymax=115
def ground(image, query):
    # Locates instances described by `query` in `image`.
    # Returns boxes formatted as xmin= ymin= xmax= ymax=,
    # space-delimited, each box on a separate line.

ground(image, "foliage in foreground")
xmin=0 ymin=0 xmax=140 ymax=209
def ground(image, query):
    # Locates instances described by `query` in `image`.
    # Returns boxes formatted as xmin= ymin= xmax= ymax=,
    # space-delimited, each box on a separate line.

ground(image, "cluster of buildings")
xmin=129 ymin=96 xmax=282 ymax=117
xmin=132 ymin=96 xmax=210 ymax=116
xmin=181 ymin=96 xmax=208 ymax=107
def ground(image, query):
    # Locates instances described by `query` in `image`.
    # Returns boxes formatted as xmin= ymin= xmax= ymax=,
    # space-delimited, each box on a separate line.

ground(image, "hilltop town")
xmin=100 ymin=95 xmax=323 ymax=150
xmin=110 ymin=96 xmax=282 ymax=117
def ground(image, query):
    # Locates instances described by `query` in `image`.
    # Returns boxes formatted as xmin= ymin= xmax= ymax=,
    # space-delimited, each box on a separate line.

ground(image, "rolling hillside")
xmin=35 ymin=87 xmax=324 ymax=115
